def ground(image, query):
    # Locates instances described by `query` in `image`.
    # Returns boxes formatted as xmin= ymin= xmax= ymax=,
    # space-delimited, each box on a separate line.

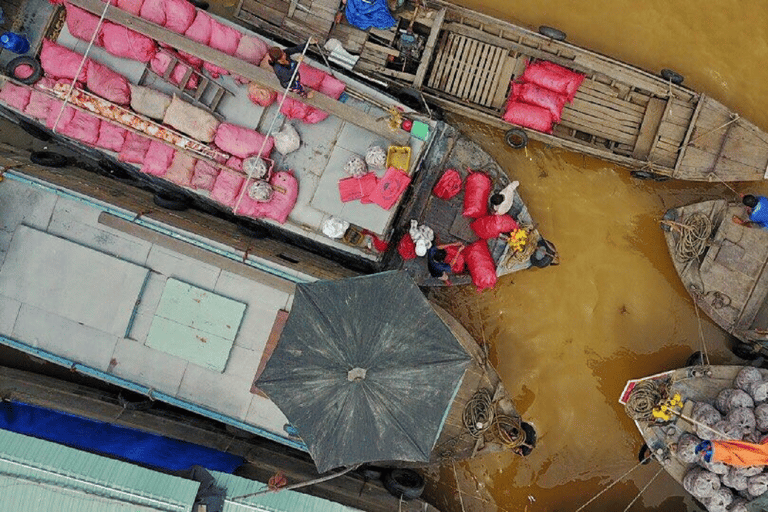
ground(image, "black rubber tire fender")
xmin=638 ymin=443 xmax=652 ymax=464
xmin=396 ymin=87 xmax=424 ymax=112
xmin=732 ymin=341 xmax=760 ymax=361
xmin=660 ymin=68 xmax=685 ymax=85
xmin=538 ymin=26 xmax=567 ymax=41
xmin=660 ymin=209 xmax=678 ymax=232
xmin=382 ymin=469 xmax=425 ymax=501
xmin=5 ymin=56 xmax=43 ymax=85
xmin=30 ymin=151 xmax=70 ymax=168
xmin=18 ymin=118 xmax=52 ymax=142
xmin=117 ymin=391 xmax=153 ymax=411
xmin=152 ymin=192 xmax=190 ymax=211
xmin=685 ymin=351 xmax=705 ymax=367
xmin=504 ymin=128 xmax=528 ymax=149
xmin=630 ymin=170 xmax=656 ymax=180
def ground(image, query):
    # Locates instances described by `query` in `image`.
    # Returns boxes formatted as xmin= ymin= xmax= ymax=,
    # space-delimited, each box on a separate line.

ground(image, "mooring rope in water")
xmin=573 ymin=454 xmax=653 ymax=512
xmin=690 ymin=294 xmax=712 ymax=367
xmin=621 ymin=465 xmax=664 ymax=512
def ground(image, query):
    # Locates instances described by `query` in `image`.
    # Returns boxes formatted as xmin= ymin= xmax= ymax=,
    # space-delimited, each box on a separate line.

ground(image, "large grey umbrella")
xmin=256 ymin=271 xmax=472 ymax=472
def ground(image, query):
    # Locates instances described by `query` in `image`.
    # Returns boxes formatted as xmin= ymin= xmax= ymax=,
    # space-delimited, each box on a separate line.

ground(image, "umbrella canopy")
xmin=256 ymin=271 xmax=472 ymax=472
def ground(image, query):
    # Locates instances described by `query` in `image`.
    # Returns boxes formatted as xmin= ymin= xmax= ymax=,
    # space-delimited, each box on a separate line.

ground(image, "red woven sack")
xmin=512 ymin=82 xmax=567 ymax=122
xmin=433 ymin=168 xmax=462 ymax=200
xmin=463 ymin=171 xmax=491 ymax=218
xmin=367 ymin=167 xmax=411 ymax=210
xmin=539 ymin=61 xmax=585 ymax=101
xmin=338 ymin=172 xmax=378 ymax=202
xmin=464 ymin=240 xmax=497 ymax=291
xmin=522 ymin=61 xmax=585 ymax=102
xmin=471 ymin=214 xmax=519 ymax=240
xmin=444 ymin=244 xmax=466 ymax=273
xmin=398 ymin=233 xmax=417 ymax=260
xmin=502 ymin=101 xmax=553 ymax=133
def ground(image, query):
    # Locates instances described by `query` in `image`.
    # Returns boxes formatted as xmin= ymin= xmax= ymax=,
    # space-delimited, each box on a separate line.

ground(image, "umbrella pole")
xmin=230 ymin=464 xmax=361 ymax=501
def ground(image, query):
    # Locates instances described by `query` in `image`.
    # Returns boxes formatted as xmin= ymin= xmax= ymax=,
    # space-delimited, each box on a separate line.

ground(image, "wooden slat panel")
xmin=490 ymin=54 xmax=517 ymax=109
xmin=632 ymin=97 xmax=666 ymax=159
xmin=656 ymin=120 xmax=689 ymax=146
xmin=429 ymin=32 xmax=453 ymax=90
xmin=413 ymin=8 xmax=446 ymax=89
xmin=569 ymin=96 xmax=643 ymax=127
xmin=559 ymin=108 xmax=638 ymax=145
xmin=446 ymin=36 xmax=470 ymax=96
xmin=481 ymin=47 xmax=507 ymax=107
xmin=456 ymin=38 xmax=479 ymax=99
xmin=470 ymin=43 xmax=493 ymax=104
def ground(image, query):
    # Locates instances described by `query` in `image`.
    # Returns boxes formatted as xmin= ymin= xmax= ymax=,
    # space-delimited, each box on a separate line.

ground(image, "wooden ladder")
xmin=140 ymin=50 xmax=231 ymax=119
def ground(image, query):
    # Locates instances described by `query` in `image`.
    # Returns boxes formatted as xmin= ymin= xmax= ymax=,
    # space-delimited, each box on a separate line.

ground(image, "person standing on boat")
xmin=489 ymin=181 xmax=520 ymax=215
xmin=267 ymin=38 xmax=317 ymax=99
xmin=733 ymin=194 xmax=768 ymax=229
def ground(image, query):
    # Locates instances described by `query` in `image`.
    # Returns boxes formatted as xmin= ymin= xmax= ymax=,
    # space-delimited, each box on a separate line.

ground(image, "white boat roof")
xmin=0 ymin=174 xmax=309 ymax=450
xmin=54 ymin=17 xmax=431 ymax=262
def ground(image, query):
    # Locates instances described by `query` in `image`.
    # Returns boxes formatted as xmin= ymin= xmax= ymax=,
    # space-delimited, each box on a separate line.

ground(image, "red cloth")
xmin=433 ymin=168 xmax=462 ymax=200
xmin=471 ymin=214 xmax=519 ymax=239
xmin=362 ymin=230 xmax=389 ymax=252
xmin=463 ymin=171 xmax=491 ymax=218
xmin=465 ymin=240 xmax=497 ymax=291
xmin=398 ymin=233 xmax=417 ymax=260
xmin=338 ymin=172 xmax=377 ymax=202
xmin=367 ymin=167 xmax=411 ymax=210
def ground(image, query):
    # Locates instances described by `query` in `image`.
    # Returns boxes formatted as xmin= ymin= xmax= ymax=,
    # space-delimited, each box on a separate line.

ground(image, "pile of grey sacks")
xmin=678 ymin=367 xmax=768 ymax=512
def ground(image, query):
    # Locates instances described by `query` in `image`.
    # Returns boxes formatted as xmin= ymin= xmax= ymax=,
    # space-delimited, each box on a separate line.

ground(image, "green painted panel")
xmin=147 ymin=279 xmax=247 ymax=372
xmin=146 ymin=316 xmax=235 ymax=372
xmin=154 ymin=279 xmax=246 ymax=341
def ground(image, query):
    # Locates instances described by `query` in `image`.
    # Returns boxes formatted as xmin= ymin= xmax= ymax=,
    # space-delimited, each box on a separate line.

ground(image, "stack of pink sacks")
xmin=279 ymin=63 xmax=347 ymax=124
xmin=460 ymin=171 xmax=520 ymax=291
xmin=503 ymin=60 xmax=585 ymax=134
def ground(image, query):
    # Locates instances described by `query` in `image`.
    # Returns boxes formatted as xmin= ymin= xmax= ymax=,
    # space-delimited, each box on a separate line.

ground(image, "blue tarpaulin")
xmin=0 ymin=401 xmax=244 ymax=473
xmin=345 ymin=0 xmax=396 ymax=30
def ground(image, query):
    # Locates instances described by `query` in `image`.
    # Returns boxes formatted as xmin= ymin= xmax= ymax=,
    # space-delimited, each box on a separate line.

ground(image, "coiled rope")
xmin=661 ymin=212 xmax=712 ymax=263
xmin=624 ymin=380 xmax=664 ymax=421
xmin=492 ymin=414 xmax=525 ymax=449
xmin=463 ymin=389 xmax=494 ymax=438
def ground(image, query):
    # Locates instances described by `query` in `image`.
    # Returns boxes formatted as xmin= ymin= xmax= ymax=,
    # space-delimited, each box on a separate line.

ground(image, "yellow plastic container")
xmin=386 ymin=146 xmax=411 ymax=172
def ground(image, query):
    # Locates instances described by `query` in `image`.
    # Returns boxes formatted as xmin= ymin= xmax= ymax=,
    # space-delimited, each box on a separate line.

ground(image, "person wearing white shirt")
xmin=489 ymin=181 xmax=520 ymax=215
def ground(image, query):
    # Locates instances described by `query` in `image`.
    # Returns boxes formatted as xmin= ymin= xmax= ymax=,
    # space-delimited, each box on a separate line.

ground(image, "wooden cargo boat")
xmin=0 ymin=0 xmax=555 ymax=288
xmin=0 ymin=173 xmax=531 ymax=476
xmin=661 ymin=200 xmax=768 ymax=358
xmin=235 ymin=0 xmax=768 ymax=182
xmin=621 ymin=365 xmax=768 ymax=511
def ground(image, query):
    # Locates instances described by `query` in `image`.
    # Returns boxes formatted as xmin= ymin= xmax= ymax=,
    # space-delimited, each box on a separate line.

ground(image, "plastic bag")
xmin=247 ymin=180 xmax=274 ymax=202
xmin=243 ymin=156 xmax=269 ymax=179
xmin=367 ymin=167 xmax=410 ymax=210
xmin=273 ymin=124 xmax=301 ymax=155
xmin=463 ymin=171 xmax=492 ymax=218
xmin=433 ymin=168 xmax=462 ymax=200
xmin=338 ymin=172 xmax=377 ymax=202
xmin=365 ymin=145 xmax=387 ymax=169
xmin=409 ymin=220 xmax=433 ymax=257
xmin=344 ymin=155 xmax=367 ymax=177
xmin=322 ymin=217 xmax=350 ymax=239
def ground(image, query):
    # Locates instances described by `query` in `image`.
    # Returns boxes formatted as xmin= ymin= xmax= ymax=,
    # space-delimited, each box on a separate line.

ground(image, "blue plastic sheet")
xmin=0 ymin=401 xmax=244 ymax=473
xmin=345 ymin=0 xmax=396 ymax=30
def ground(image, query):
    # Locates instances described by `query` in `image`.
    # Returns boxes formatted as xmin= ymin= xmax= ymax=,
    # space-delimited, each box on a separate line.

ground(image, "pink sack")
xmin=86 ymin=60 xmax=131 ymax=105
xmin=116 ymin=0 xmax=144 ymax=15
xmin=139 ymin=0 xmax=166 ymax=25
xmin=462 ymin=171 xmax=491 ymax=218
xmin=150 ymin=51 xmax=199 ymax=90
xmin=280 ymin=97 xmax=309 ymax=120
xmin=95 ymin=121 xmax=128 ymax=152
xmin=235 ymin=35 xmax=268 ymax=65
xmin=214 ymin=122 xmax=274 ymax=159
xmin=203 ymin=61 xmax=230 ymax=79
xmin=226 ymin=156 xmax=243 ymax=171
xmin=464 ymin=240 xmax=497 ymax=291
xmin=502 ymin=101 xmax=553 ymax=133
xmin=209 ymin=19 xmax=242 ymax=55
xmin=318 ymin=75 xmax=346 ymax=99
xmin=119 ymin=132 xmax=152 ymax=163
xmin=298 ymin=63 xmax=326 ymax=90
xmin=366 ymin=167 xmax=411 ymax=210
xmin=184 ymin=11 xmax=212 ymax=45
xmin=65 ymin=3 xmax=104 ymax=45
xmin=512 ymin=82 xmax=567 ymax=122
xmin=247 ymin=82 xmax=277 ymax=107
xmin=25 ymin=80 xmax=57 ymax=119
xmin=164 ymin=0 xmax=196 ymax=33
xmin=101 ymin=23 xmax=156 ymax=62
xmin=177 ymin=50 xmax=204 ymax=68
xmin=141 ymin=140 xmax=174 ymax=176
xmin=211 ymin=169 xmax=246 ymax=207
xmin=0 ymin=82 xmax=31 ymax=111
xmin=40 ymin=39 xmax=89 ymax=82
xmin=191 ymin=160 xmax=219 ymax=190
xmin=46 ymin=102 xmax=74 ymax=130
xmin=237 ymin=171 xmax=298 ymax=224
xmin=521 ymin=61 xmax=585 ymax=102
xmin=471 ymin=214 xmax=519 ymax=240
xmin=303 ymin=107 xmax=329 ymax=124
xmin=433 ymin=168 xmax=462 ymax=200
xmin=58 ymin=110 xmax=101 ymax=145
xmin=165 ymin=151 xmax=196 ymax=186
xmin=338 ymin=172 xmax=377 ymax=202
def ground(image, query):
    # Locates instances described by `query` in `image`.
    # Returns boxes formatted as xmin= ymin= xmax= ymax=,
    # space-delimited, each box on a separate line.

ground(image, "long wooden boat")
xmin=620 ymin=365 xmax=768 ymax=511
xmin=0 ymin=0 xmax=555 ymax=289
xmin=0 ymin=173 xmax=531 ymax=475
xmin=235 ymin=0 xmax=768 ymax=182
xmin=661 ymin=200 xmax=768 ymax=358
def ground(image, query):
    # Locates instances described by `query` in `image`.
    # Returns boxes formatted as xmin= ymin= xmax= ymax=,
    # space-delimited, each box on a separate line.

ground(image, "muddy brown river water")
xmin=422 ymin=0 xmax=768 ymax=511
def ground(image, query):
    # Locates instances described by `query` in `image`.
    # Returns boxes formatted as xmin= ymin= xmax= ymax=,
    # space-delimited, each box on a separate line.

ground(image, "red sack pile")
xmin=502 ymin=60 xmax=585 ymax=133
xmin=471 ymin=214 xmax=519 ymax=240
xmin=463 ymin=171 xmax=491 ymax=218
xmin=279 ymin=66 xmax=346 ymax=124
xmin=464 ymin=240 xmax=497 ymax=291
xmin=433 ymin=168 xmax=462 ymax=200
xmin=338 ymin=172 xmax=377 ymax=203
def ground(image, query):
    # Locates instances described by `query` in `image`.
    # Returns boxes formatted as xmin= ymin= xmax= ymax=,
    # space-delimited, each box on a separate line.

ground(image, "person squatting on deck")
xmin=489 ymin=181 xmax=520 ymax=215
xmin=733 ymin=194 xmax=768 ymax=229
xmin=267 ymin=38 xmax=317 ymax=99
